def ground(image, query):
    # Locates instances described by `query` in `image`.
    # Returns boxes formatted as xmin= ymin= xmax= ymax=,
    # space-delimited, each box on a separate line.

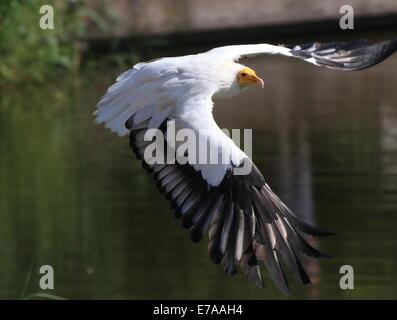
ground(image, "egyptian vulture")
xmin=95 ymin=38 xmax=397 ymax=295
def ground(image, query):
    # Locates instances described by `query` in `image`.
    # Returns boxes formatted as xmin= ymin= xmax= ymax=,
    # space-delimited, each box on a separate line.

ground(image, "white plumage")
xmin=95 ymin=50 xmax=249 ymax=185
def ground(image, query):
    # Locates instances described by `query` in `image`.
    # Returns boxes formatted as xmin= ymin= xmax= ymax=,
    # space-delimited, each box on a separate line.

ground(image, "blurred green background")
xmin=1 ymin=0 xmax=397 ymax=300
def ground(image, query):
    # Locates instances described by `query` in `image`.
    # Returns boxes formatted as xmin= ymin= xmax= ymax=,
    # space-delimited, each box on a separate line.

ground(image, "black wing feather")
xmin=127 ymin=118 xmax=333 ymax=295
xmin=288 ymin=38 xmax=397 ymax=71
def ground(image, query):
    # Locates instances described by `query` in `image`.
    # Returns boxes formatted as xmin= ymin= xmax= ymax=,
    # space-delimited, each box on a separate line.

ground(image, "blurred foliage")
xmin=0 ymin=1 xmax=81 ymax=84
xmin=0 ymin=0 xmax=136 ymax=86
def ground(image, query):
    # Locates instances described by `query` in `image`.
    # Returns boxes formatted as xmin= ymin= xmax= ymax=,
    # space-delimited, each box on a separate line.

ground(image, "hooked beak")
xmin=252 ymin=75 xmax=264 ymax=88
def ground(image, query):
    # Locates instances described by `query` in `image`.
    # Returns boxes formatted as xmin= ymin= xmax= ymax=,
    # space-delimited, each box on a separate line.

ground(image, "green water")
xmin=1 ymin=51 xmax=397 ymax=299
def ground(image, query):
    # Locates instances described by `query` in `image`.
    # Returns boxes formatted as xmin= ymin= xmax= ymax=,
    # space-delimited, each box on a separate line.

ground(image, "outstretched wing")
xmin=210 ymin=38 xmax=397 ymax=71
xmin=126 ymin=112 xmax=332 ymax=295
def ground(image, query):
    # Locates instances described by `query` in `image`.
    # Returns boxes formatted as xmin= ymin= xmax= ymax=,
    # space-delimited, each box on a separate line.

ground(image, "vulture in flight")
xmin=95 ymin=38 xmax=397 ymax=295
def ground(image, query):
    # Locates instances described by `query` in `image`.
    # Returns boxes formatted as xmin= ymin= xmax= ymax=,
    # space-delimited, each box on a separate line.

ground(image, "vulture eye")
xmin=241 ymin=72 xmax=247 ymax=77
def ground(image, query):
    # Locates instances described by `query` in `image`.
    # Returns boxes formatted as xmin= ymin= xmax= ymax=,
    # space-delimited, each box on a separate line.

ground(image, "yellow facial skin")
xmin=237 ymin=68 xmax=264 ymax=88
